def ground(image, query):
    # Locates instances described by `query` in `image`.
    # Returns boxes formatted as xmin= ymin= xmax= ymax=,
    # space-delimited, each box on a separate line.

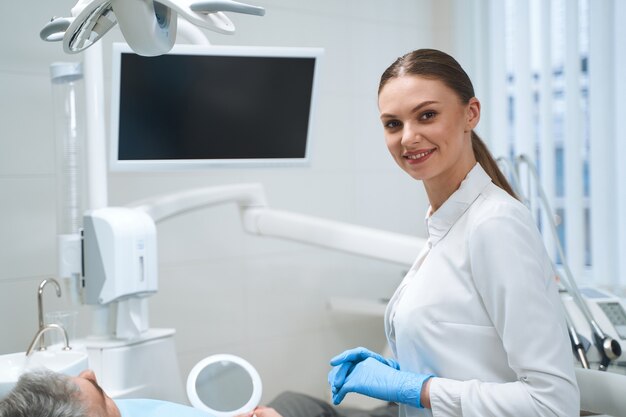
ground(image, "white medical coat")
xmin=384 ymin=164 xmax=579 ymax=417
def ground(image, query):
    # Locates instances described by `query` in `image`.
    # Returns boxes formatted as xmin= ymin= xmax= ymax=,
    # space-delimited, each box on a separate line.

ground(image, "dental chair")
xmin=576 ymin=367 xmax=626 ymax=417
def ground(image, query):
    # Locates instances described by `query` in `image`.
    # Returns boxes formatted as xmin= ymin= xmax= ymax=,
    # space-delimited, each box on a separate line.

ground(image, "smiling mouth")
xmin=404 ymin=149 xmax=435 ymax=160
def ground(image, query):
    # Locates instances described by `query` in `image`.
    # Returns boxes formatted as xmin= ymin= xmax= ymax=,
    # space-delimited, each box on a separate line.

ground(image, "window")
xmin=463 ymin=0 xmax=625 ymax=289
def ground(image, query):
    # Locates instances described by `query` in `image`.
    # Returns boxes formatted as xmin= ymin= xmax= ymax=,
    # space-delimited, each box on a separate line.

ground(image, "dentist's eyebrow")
xmin=410 ymin=100 xmax=439 ymax=114
xmin=380 ymin=100 xmax=439 ymax=119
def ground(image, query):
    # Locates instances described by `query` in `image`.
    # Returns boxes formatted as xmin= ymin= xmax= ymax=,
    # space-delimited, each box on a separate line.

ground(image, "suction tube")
xmin=515 ymin=154 xmax=622 ymax=370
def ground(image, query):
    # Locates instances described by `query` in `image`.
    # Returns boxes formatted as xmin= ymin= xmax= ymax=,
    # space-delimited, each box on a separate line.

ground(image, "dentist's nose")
xmin=400 ymin=122 xmax=420 ymax=146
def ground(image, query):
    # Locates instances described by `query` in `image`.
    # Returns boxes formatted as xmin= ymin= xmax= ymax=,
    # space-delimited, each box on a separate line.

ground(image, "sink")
xmin=0 ymin=349 xmax=89 ymax=399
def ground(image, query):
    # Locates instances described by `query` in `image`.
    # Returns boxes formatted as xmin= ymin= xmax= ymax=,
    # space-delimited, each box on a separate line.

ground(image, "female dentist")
xmin=328 ymin=49 xmax=579 ymax=416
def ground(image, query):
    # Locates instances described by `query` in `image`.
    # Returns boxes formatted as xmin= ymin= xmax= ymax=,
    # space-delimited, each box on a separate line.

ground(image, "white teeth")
xmin=406 ymin=150 xmax=432 ymax=159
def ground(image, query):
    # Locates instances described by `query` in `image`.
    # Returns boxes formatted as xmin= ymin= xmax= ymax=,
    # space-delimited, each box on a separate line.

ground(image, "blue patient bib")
xmin=115 ymin=399 xmax=212 ymax=417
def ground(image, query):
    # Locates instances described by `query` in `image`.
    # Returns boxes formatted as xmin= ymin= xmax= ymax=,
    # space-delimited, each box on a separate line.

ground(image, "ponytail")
xmin=471 ymin=131 xmax=518 ymax=200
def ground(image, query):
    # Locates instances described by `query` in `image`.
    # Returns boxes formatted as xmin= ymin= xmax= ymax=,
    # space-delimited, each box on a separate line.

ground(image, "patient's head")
xmin=0 ymin=369 xmax=121 ymax=417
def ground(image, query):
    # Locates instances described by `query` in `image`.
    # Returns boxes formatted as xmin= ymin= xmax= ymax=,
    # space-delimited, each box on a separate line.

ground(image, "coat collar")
xmin=424 ymin=163 xmax=492 ymax=246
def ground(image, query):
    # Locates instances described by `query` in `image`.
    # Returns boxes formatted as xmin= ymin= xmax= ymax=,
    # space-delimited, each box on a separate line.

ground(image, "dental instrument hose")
xmin=516 ymin=154 xmax=622 ymax=370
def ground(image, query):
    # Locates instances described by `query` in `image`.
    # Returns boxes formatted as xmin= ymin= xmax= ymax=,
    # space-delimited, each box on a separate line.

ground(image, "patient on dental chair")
xmin=0 ymin=369 xmax=207 ymax=417
xmin=1 ymin=369 xmax=397 ymax=417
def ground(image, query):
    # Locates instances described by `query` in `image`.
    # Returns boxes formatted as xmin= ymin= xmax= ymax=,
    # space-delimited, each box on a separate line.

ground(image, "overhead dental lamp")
xmin=40 ymin=0 xmax=265 ymax=56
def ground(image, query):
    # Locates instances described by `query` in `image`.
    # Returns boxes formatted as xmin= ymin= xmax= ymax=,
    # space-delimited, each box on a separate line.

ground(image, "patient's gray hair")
xmin=0 ymin=369 xmax=89 ymax=417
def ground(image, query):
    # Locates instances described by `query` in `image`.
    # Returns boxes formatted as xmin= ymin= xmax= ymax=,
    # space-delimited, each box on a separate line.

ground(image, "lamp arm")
xmin=128 ymin=183 xmax=425 ymax=266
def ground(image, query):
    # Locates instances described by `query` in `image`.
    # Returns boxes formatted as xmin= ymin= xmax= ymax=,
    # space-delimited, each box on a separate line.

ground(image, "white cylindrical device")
xmin=51 ymin=62 xmax=86 ymax=304
xmin=51 ymin=61 xmax=87 ymax=236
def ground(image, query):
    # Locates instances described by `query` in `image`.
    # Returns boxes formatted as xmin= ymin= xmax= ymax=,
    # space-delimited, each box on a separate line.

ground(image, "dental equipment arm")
xmin=41 ymin=0 xmax=265 ymax=56
xmin=515 ymin=154 xmax=622 ymax=370
xmin=190 ymin=0 xmax=265 ymax=15
xmin=128 ymin=183 xmax=426 ymax=266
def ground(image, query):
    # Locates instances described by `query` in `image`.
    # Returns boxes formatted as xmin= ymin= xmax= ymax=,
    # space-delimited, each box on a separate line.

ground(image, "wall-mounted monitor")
xmin=109 ymin=43 xmax=323 ymax=171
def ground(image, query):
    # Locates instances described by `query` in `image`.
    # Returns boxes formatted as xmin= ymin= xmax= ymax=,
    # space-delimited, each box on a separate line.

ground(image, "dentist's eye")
xmin=383 ymin=120 xmax=401 ymax=129
xmin=419 ymin=111 xmax=437 ymax=121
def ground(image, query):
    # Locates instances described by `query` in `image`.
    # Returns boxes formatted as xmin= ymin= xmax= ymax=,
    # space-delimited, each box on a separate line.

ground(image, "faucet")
xmin=37 ymin=278 xmax=62 ymax=350
xmin=26 ymin=324 xmax=71 ymax=356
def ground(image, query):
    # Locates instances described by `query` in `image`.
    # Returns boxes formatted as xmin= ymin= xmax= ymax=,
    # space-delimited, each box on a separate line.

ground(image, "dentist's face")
xmin=71 ymin=370 xmax=121 ymax=417
xmin=378 ymin=75 xmax=479 ymax=187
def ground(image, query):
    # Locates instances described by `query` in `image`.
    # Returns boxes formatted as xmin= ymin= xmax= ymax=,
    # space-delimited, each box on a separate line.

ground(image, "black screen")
xmin=117 ymin=52 xmax=316 ymax=161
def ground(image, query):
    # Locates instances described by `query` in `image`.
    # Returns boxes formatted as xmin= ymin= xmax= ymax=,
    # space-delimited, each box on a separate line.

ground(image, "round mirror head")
xmin=187 ymin=354 xmax=262 ymax=417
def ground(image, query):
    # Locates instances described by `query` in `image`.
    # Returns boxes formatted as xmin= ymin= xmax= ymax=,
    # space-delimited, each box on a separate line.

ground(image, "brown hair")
xmin=378 ymin=49 xmax=517 ymax=199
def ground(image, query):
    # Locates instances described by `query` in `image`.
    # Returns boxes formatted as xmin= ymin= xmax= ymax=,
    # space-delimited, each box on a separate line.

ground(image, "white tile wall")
xmin=0 ymin=73 xmax=56 ymax=176
xmin=0 ymin=178 xmax=58 ymax=279
xmin=0 ymin=0 xmax=450 ymax=406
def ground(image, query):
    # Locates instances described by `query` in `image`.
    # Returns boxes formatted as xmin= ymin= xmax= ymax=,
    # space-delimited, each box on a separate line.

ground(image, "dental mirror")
xmin=187 ymin=354 xmax=262 ymax=417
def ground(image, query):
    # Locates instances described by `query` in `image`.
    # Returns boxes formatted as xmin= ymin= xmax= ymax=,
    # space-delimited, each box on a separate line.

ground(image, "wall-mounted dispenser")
xmin=83 ymin=207 xmax=158 ymax=305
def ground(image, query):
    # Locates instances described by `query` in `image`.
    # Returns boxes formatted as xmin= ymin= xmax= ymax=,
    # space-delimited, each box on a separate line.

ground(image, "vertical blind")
xmin=458 ymin=0 xmax=625 ymax=290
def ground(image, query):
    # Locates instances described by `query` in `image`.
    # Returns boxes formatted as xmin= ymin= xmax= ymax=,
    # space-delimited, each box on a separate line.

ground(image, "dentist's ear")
xmin=465 ymin=97 xmax=481 ymax=132
xmin=111 ymin=0 xmax=177 ymax=56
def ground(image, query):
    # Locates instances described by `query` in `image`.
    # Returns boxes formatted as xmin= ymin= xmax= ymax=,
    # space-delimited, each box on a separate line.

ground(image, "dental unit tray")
xmin=561 ymin=287 xmax=626 ymax=368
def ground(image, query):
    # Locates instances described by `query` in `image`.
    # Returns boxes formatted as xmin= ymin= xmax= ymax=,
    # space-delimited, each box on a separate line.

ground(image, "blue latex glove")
xmin=328 ymin=347 xmax=399 ymax=394
xmin=329 ymin=357 xmax=434 ymax=408
xmin=330 ymin=346 xmax=400 ymax=369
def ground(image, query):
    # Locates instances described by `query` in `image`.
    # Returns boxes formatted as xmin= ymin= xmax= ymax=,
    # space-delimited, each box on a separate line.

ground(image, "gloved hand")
xmin=329 ymin=357 xmax=434 ymax=408
xmin=328 ymin=347 xmax=399 ymax=395
xmin=330 ymin=346 xmax=400 ymax=369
